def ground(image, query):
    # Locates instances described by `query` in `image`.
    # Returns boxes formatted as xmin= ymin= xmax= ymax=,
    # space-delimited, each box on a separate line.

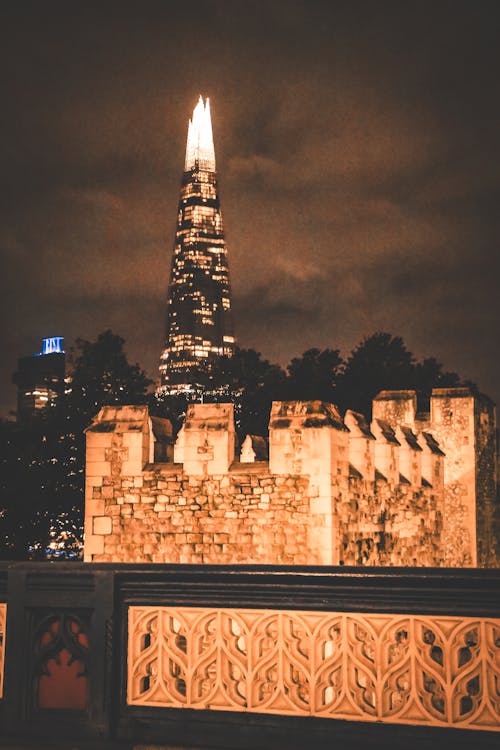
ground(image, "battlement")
xmin=84 ymin=389 xmax=498 ymax=567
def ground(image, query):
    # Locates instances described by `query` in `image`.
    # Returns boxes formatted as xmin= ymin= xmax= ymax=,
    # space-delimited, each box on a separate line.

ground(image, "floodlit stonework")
xmin=83 ymin=389 xmax=498 ymax=567
xmin=127 ymin=605 xmax=500 ymax=732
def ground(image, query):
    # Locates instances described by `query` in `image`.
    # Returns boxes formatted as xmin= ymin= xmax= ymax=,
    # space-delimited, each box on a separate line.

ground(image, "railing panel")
xmin=127 ymin=605 xmax=500 ymax=732
xmin=0 ymin=603 xmax=5 ymax=699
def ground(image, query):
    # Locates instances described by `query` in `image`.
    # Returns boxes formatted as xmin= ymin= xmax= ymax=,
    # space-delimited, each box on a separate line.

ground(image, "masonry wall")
xmin=430 ymin=390 xmax=478 ymax=565
xmin=335 ymin=476 xmax=443 ymax=566
xmin=374 ymin=388 xmax=499 ymax=566
xmin=473 ymin=395 xmax=497 ymax=566
xmin=87 ymin=463 xmax=313 ymax=565
xmin=84 ymin=393 xmax=498 ymax=568
xmin=85 ymin=459 xmax=443 ymax=567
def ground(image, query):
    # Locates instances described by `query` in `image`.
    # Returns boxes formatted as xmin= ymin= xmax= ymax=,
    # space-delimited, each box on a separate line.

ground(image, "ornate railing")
xmin=0 ymin=564 xmax=499 ymax=747
xmin=0 ymin=603 xmax=6 ymax=700
xmin=128 ymin=605 xmax=500 ymax=732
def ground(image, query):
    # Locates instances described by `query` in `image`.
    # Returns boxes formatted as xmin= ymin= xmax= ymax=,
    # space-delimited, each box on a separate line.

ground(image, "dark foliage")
xmin=336 ymin=333 xmax=461 ymax=417
xmin=152 ymin=334 xmax=463 ymax=435
xmin=151 ymin=348 xmax=287 ymax=441
xmin=286 ymin=348 xmax=344 ymax=403
xmin=0 ymin=331 xmax=151 ymax=560
xmin=208 ymin=348 xmax=287 ymax=440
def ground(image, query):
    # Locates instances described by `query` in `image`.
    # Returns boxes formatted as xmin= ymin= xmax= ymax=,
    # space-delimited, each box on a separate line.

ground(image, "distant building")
xmin=158 ymin=96 xmax=235 ymax=394
xmin=13 ymin=337 xmax=65 ymax=423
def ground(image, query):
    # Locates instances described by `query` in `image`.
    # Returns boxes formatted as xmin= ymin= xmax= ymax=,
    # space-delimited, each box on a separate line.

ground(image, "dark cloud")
xmin=1 ymin=0 xmax=500 ymax=415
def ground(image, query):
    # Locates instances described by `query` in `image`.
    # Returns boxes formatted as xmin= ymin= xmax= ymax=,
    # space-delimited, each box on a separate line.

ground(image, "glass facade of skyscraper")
xmin=158 ymin=97 xmax=235 ymax=392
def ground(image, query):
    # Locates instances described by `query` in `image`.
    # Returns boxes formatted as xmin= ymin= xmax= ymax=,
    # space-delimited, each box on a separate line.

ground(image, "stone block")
xmin=86 ymin=446 xmax=110 ymax=463
xmin=84 ymin=534 xmax=105 ymax=559
xmin=86 ymin=498 xmax=105 ymax=516
xmin=85 ymin=432 xmax=114 ymax=449
xmin=86 ymin=461 xmax=111 ymax=478
xmin=87 ymin=475 xmax=103 ymax=488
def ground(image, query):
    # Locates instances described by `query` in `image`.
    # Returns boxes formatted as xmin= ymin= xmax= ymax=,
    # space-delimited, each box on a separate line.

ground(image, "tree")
xmin=204 ymin=348 xmax=287 ymax=439
xmin=152 ymin=349 xmax=287 ymax=440
xmin=0 ymin=331 xmax=151 ymax=560
xmin=150 ymin=389 xmax=196 ymax=436
xmin=286 ymin=348 xmax=344 ymax=403
xmin=63 ymin=330 xmax=152 ymax=426
xmin=413 ymin=357 xmax=461 ymax=411
xmin=0 ymin=420 xmax=49 ymax=559
xmin=337 ymin=333 xmax=462 ymax=417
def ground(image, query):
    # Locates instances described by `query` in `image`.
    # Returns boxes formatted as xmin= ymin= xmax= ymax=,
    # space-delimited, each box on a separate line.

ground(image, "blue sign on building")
xmin=41 ymin=337 xmax=64 ymax=355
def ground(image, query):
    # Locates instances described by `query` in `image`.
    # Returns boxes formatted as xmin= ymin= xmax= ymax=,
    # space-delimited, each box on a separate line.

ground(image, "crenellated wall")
xmin=84 ymin=390 xmax=498 ymax=567
xmin=373 ymin=388 xmax=498 ymax=566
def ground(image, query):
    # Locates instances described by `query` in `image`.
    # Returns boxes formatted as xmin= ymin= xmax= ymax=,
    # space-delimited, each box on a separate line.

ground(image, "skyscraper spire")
xmin=158 ymin=97 xmax=235 ymax=393
xmin=184 ymin=96 xmax=216 ymax=172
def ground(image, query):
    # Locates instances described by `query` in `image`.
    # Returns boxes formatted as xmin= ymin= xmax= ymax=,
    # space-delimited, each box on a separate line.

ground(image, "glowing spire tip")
xmin=185 ymin=95 xmax=216 ymax=172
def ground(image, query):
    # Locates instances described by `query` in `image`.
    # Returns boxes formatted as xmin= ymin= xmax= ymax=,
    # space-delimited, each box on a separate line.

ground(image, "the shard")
xmin=158 ymin=96 xmax=235 ymax=393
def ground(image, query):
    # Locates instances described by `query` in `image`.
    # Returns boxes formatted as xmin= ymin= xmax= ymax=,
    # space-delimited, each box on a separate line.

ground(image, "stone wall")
xmin=84 ymin=391 xmax=498 ymax=567
xmin=87 ymin=462 xmax=313 ymax=565
xmin=474 ymin=395 xmax=497 ymax=566
xmin=373 ymin=387 xmax=498 ymax=566
xmin=335 ymin=476 xmax=443 ymax=566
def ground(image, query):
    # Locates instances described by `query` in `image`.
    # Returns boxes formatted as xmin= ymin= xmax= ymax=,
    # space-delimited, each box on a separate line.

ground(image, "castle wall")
xmin=429 ymin=389 xmax=478 ymax=565
xmin=474 ymin=395 xmax=497 ymax=565
xmin=83 ymin=398 xmax=481 ymax=567
xmin=373 ymin=387 xmax=499 ymax=566
xmin=87 ymin=462 xmax=314 ymax=565
xmin=85 ymin=452 xmax=443 ymax=567
xmin=372 ymin=390 xmax=417 ymax=428
xmin=335 ymin=476 xmax=443 ymax=566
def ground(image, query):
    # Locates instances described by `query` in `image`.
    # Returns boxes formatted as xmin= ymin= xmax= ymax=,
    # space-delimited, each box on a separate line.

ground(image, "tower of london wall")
xmin=83 ymin=389 xmax=498 ymax=567
xmin=373 ymin=388 xmax=497 ymax=566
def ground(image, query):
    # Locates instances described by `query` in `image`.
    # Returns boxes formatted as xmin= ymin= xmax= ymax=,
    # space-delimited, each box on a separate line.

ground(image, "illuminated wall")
xmin=83 ymin=390 xmax=498 ymax=568
xmin=158 ymin=97 xmax=235 ymax=392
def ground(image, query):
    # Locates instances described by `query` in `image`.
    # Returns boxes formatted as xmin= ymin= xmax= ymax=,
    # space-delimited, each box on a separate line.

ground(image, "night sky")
xmin=2 ymin=0 xmax=500 ymax=417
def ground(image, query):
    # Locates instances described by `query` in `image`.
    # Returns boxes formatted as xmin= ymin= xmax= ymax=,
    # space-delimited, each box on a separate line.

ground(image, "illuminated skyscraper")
xmin=158 ymin=96 xmax=235 ymax=392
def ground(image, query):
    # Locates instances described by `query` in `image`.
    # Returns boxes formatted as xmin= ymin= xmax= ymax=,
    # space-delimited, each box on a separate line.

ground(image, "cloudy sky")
xmin=1 ymin=0 xmax=499 ymax=415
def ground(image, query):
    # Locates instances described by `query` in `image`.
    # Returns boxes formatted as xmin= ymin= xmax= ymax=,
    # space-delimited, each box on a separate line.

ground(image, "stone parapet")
xmin=182 ymin=402 xmax=235 ymax=476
